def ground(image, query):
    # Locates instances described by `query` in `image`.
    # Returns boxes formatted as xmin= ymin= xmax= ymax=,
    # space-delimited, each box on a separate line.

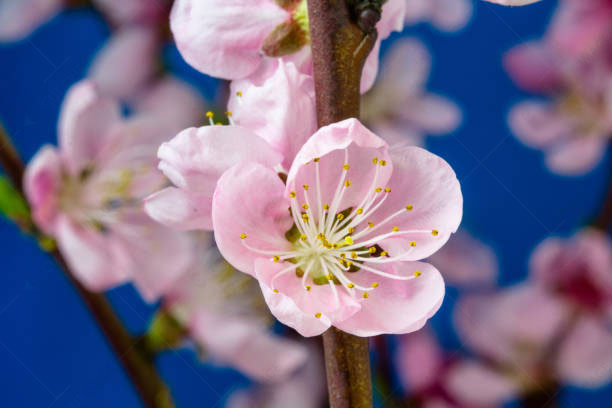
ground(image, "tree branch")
xmin=0 ymin=124 xmax=174 ymax=408
xmin=307 ymin=1 xmax=378 ymax=407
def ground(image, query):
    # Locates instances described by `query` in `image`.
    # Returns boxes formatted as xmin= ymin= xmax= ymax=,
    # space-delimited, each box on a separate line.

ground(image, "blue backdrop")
xmin=1 ymin=1 xmax=611 ymax=406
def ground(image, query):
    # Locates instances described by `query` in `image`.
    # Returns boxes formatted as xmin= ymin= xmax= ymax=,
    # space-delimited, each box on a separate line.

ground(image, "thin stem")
xmin=593 ymin=161 xmax=612 ymax=231
xmin=0 ymin=124 xmax=174 ymax=408
xmin=307 ymin=1 xmax=378 ymax=406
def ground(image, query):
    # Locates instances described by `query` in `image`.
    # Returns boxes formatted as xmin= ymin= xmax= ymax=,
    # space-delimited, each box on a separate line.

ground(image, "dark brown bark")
xmin=593 ymin=163 xmax=612 ymax=231
xmin=307 ymin=2 xmax=377 ymax=406
xmin=0 ymin=125 xmax=174 ymax=408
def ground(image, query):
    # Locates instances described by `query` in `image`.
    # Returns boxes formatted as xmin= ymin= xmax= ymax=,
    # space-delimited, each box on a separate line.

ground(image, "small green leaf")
xmin=0 ymin=176 xmax=29 ymax=222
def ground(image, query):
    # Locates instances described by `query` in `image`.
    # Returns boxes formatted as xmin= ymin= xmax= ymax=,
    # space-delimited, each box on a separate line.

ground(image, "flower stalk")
xmin=307 ymin=1 xmax=378 ymax=406
xmin=0 ymin=123 xmax=174 ymax=408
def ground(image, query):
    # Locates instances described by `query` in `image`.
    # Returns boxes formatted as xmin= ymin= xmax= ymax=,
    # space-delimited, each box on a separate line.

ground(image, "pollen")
xmin=290 ymin=191 xmax=296 ymax=198
xmin=205 ymin=111 xmax=214 ymax=118
xmin=346 ymin=261 xmax=353 ymax=267
xmin=313 ymin=157 xmax=320 ymax=162
xmin=363 ymin=292 xmax=370 ymax=299
xmin=356 ymin=208 xmax=363 ymax=214
xmin=315 ymin=312 xmax=322 ymax=318
xmin=306 ymin=285 xmax=311 ymax=291
xmin=344 ymin=236 xmax=354 ymax=245
xmin=323 ymin=204 xmax=330 ymax=210
xmin=384 ymin=187 xmax=391 ymax=193
xmin=240 ymin=233 xmax=247 ymax=239
xmin=303 ymin=184 xmax=309 ymax=190
xmin=380 ymin=251 xmax=388 ymax=257
xmin=372 ymin=157 xmax=378 ymax=165
xmin=347 ymin=283 xmax=355 ymax=289
xmin=368 ymin=221 xmax=374 ymax=228
xmin=343 ymin=163 xmax=350 ymax=170
xmin=410 ymin=241 xmax=417 ymax=247
xmin=302 ymin=204 xmax=309 ymax=210
xmin=380 ymin=160 xmax=387 ymax=166
xmin=272 ymin=255 xmax=280 ymax=262
xmin=351 ymin=252 xmax=357 ymax=259
xmin=368 ymin=247 xmax=376 ymax=254
xmin=340 ymin=253 xmax=346 ymax=258
xmin=226 ymin=110 xmax=233 ymax=117
xmin=326 ymin=274 xmax=333 ymax=281
xmin=300 ymin=234 xmax=307 ymax=241
xmin=273 ymin=289 xmax=279 ymax=293
xmin=414 ymin=271 xmax=422 ymax=277
xmin=406 ymin=204 xmax=413 ymax=211
xmin=375 ymin=187 xmax=382 ymax=193
xmin=348 ymin=227 xmax=355 ymax=234
xmin=371 ymin=282 xmax=379 ymax=288
xmin=236 ymin=91 xmax=243 ymax=97
xmin=344 ymin=180 xmax=351 ymax=187
xmin=336 ymin=213 xmax=344 ymax=221
xmin=432 ymin=229 xmax=439 ymax=236
xmin=392 ymin=226 xmax=399 ymax=232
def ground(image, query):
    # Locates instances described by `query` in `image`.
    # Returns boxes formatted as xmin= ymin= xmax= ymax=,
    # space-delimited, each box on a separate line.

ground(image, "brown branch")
xmin=307 ymin=1 xmax=378 ymax=407
xmin=593 ymin=162 xmax=612 ymax=231
xmin=0 ymin=124 xmax=174 ymax=408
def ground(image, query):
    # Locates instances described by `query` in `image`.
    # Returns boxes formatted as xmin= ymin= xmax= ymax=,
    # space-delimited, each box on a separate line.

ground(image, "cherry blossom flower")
xmin=0 ymin=0 xmax=62 ymax=41
xmin=169 ymin=0 xmax=406 ymax=92
xmin=211 ymin=118 xmax=462 ymax=337
xmin=23 ymin=80 xmax=198 ymax=301
xmin=529 ymin=228 xmax=612 ymax=387
xmin=144 ymin=60 xmax=315 ymax=229
xmin=397 ymin=329 xmax=517 ymax=407
xmin=91 ymin=0 xmax=169 ymax=26
xmin=163 ymin=234 xmax=308 ymax=382
xmin=404 ymin=0 xmax=473 ymax=32
xmin=483 ymin=0 xmax=542 ymax=5
xmin=361 ymin=38 xmax=461 ymax=148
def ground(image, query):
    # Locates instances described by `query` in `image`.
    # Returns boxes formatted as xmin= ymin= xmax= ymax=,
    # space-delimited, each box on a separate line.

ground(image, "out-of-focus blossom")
xmin=226 ymin=341 xmax=325 ymax=408
xmin=483 ymin=0 xmax=542 ymax=5
xmin=397 ymin=329 xmax=517 ymax=407
xmin=169 ymin=0 xmax=405 ymax=92
xmin=91 ymin=0 xmax=169 ymax=26
xmin=163 ymin=234 xmax=307 ymax=382
xmin=530 ymin=228 xmax=612 ymax=387
xmin=404 ymin=0 xmax=473 ymax=32
xmin=144 ymin=61 xmax=314 ymax=229
xmin=211 ymin=119 xmax=462 ymax=337
xmin=23 ymin=80 xmax=198 ymax=301
xmin=427 ymin=229 xmax=498 ymax=288
xmin=0 ymin=0 xmax=62 ymax=42
xmin=506 ymin=39 xmax=612 ymax=175
xmin=361 ymin=38 xmax=461 ymax=148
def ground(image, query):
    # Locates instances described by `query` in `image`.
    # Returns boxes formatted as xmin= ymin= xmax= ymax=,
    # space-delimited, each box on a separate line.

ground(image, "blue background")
xmin=1 ymin=0 xmax=611 ymax=406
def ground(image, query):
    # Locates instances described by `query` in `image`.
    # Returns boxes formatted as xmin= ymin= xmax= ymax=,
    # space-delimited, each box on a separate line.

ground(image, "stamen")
xmin=206 ymin=111 xmax=214 ymax=126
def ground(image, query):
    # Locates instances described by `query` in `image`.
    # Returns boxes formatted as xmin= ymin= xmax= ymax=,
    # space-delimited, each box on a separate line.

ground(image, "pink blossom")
xmin=169 ymin=0 xmax=405 ymax=92
xmin=211 ymin=119 xmax=462 ymax=337
xmin=427 ymin=229 xmax=498 ymax=288
xmin=397 ymin=329 xmax=443 ymax=392
xmin=483 ymin=0 xmax=542 ymax=5
xmin=164 ymin=235 xmax=307 ymax=382
xmin=144 ymin=61 xmax=313 ymax=229
xmin=361 ymin=38 xmax=461 ymax=148
xmin=0 ymin=0 xmax=62 ymax=42
xmin=91 ymin=0 xmax=169 ymax=26
xmin=24 ymin=80 xmax=193 ymax=301
xmin=404 ymin=0 xmax=473 ymax=32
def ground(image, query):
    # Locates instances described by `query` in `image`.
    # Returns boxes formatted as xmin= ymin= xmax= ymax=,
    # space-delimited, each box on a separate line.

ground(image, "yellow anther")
xmin=313 ymin=157 xmax=320 ymax=162
xmin=414 ymin=271 xmax=422 ymax=277
xmin=392 ymin=226 xmax=399 ymax=232
xmin=215 ymin=122 xmax=223 ymax=126
xmin=432 ymin=229 xmax=439 ymax=236
xmin=340 ymin=253 xmax=346 ymax=258
xmin=384 ymin=187 xmax=391 ymax=193
xmin=363 ymin=292 xmax=370 ymax=299
xmin=336 ymin=213 xmax=345 ymax=221
xmin=272 ymin=255 xmax=280 ymax=262
xmin=346 ymin=261 xmax=353 ymax=267
xmin=273 ymin=289 xmax=279 ymax=293
xmin=315 ymin=312 xmax=322 ymax=318
xmin=347 ymin=283 xmax=355 ymax=289
xmin=236 ymin=91 xmax=243 ymax=97
xmin=351 ymin=252 xmax=358 ymax=259
xmin=226 ymin=110 xmax=233 ymax=117
xmin=306 ymin=285 xmax=311 ymax=291
xmin=410 ymin=241 xmax=417 ymax=247
xmin=344 ymin=180 xmax=351 ymax=187
xmin=371 ymin=282 xmax=379 ymax=288
xmin=344 ymin=236 xmax=354 ymax=245
xmin=300 ymin=234 xmax=307 ymax=241
xmin=323 ymin=204 xmax=330 ymax=210
xmin=326 ymin=274 xmax=333 ymax=280
xmin=332 ymin=243 xmax=339 ymax=249
xmin=375 ymin=187 xmax=382 ymax=193
xmin=406 ymin=204 xmax=413 ymax=211
xmin=343 ymin=164 xmax=350 ymax=171
xmin=368 ymin=222 xmax=374 ymax=228
xmin=302 ymin=214 xmax=309 ymax=222
xmin=205 ymin=111 xmax=214 ymax=118
xmin=368 ymin=247 xmax=376 ymax=254
xmin=302 ymin=203 xmax=309 ymax=210
xmin=289 ymin=191 xmax=296 ymax=198
xmin=348 ymin=227 xmax=355 ymax=234
xmin=240 ymin=233 xmax=247 ymax=239
xmin=303 ymin=184 xmax=309 ymax=190
xmin=380 ymin=251 xmax=388 ymax=257
xmin=372 ymin=157 xmax=378 ymax=165
xmin=380 ymin=160 xmax=387 ymax=166
xmin=356 ymin=208 xmax=363 ymax=214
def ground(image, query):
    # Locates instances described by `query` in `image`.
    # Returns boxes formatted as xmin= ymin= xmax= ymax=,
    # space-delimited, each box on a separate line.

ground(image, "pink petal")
xmin=483 ymin=0 xmax=542 ymax=5
xmin=430 ymin=0 xmax=473 ymax=32
xmin=334 ymin=262 xmax=444 ymax=337
xmin=503 ymin=41 xmax=561 ymax=93
xmin=546 ymin=136 xmax=607 ymax=175
xmin=286 ymin=118 xmax=393 ymax=222
xmin=367 ymin=145 xmax=463 ymax=261
xmin=228 ymin=61 xmax=316 ymax=171
xmin=556 ymin=316 xmax=612 ymax=388
xmin=444 ymin=360 xmax=518 ymax=406
xmin=399 ymin=93 xmax=461 ymax=135
xmin=191 ymin=311 xmax=307 ymax=382
xmin=91 ymin=0 xmax=167 ymax=25
xmin=23 ymin=145 xmax=62 ymax=233
xmin=55 ymin=215 xmax=129 ymax=292
xmin=378 ymin=38 xmax=431 ymax=97
xmin=144 ymin=187 xmax=213 ymax=230
xmin=508 ymin=101 xmax=572 ymax=148
xmin=155 ymin=125 xmax=282 ymax=229
xmin=0 ymin=0 xmax=61 ymax=42
xmin=88 ymin=27 xmax=158 ymax=100
xmin=396 ymin=329 xmax=443 ymax=392
xmin=213 ymin=162 xmax=293 ymax=276
xmin=170 ymin=0 xmax=289 ymax=79
xmin=256 ymin=259 xmax=361 ymax=336
xmin=58 ymin=81 xmax=122 ymax=174
xmin=427 ymin=229 xmax=498 ymax=288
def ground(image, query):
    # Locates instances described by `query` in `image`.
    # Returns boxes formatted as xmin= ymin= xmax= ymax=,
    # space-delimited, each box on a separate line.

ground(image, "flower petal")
xmin=24 ymin=145 xmax=62 ymax=233
xmin=508 ymin=100 xmax=572 ymax=148
xmin=396 ymin=329 xmax=443 ymax=392
xmin=503 ymin=41 xmax=561 ymax=93
xmin=145 ymin=187 xmax=213 ymax=230
xmin=0 ymin=0 xmax=61 ymax=42
xmin=546 ymin=136 xmax=607 ymax=176
xmin=444 ymin=360 xmax=518 ymax=406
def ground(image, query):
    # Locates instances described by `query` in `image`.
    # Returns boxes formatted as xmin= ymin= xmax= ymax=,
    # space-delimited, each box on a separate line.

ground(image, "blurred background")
xmin=1 ymin=0 xmax=611 ymax=407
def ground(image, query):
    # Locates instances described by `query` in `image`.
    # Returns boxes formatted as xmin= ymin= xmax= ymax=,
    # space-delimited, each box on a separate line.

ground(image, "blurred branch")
xmin=307 ymin=1 xmax=378 ymax=406
xmin=593 ymin=162 xmax=612 ymax=231
xmin=0 ymin=125 xmax=174 ymax=408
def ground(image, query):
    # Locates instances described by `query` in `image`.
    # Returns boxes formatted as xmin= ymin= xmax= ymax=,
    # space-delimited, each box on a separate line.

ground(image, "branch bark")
xmin=593 ymin=162 xmax=612 ymax=231
xmin=307 ymin=1 xmax=377 ymax=407
xmin=0 ymin=124 xmax=174 ymax=408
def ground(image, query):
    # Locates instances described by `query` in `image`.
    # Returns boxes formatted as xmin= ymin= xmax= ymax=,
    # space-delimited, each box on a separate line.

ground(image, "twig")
xmin=593 ymin=162 xmax=612 ymax=231
xmin=0 ymin=124 xmax=174 ymax=408
xmin=307 ymin=1 xmax=378 ymax=407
